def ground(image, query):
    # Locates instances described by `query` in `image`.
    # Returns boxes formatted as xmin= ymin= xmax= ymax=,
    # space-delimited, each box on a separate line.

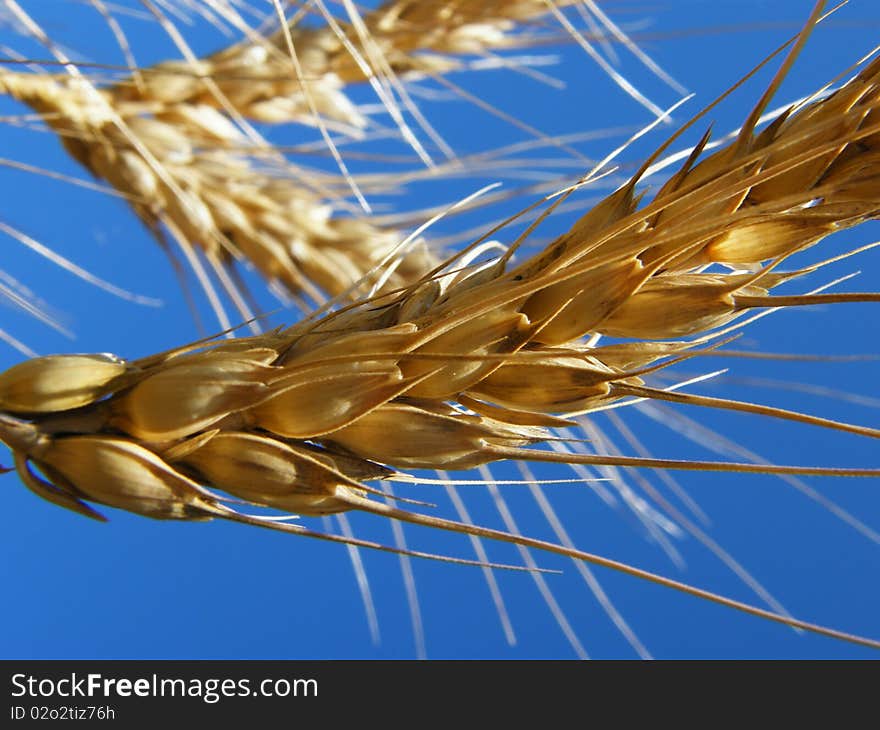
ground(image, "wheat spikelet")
xmin=1 ymin=8 xmax=879 ymax=652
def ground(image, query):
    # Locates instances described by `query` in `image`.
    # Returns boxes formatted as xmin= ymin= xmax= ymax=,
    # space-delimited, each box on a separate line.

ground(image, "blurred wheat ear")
xmin=1 ymin=0 xmax=667 ymax=332
xmin=0 ymin=0 xmax=878 ymax=659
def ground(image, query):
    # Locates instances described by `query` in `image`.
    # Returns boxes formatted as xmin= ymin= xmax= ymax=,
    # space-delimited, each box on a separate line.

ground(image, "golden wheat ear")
xmin=1 ymin=0 xmax=879 ymax=656
xmin=0 ymin=0 xmax=681 ymax=334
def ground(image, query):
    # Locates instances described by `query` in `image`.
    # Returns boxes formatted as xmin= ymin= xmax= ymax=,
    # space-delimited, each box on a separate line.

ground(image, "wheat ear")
xmin=115 ymin=0 xmax=672 ymax=130
xmin=0 ymin=0 xmax=681 ymax=328
xmin=1 ymin=12 xmax=879 ymax=648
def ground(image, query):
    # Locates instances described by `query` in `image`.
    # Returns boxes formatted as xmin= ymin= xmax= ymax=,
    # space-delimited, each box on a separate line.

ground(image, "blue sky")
xmin=0 ymin=1 xmax=878 ymax=659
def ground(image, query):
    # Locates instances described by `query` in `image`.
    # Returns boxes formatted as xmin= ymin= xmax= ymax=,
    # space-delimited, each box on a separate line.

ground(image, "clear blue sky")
xmin=0 ymin=1 xmax=877 ymax=659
